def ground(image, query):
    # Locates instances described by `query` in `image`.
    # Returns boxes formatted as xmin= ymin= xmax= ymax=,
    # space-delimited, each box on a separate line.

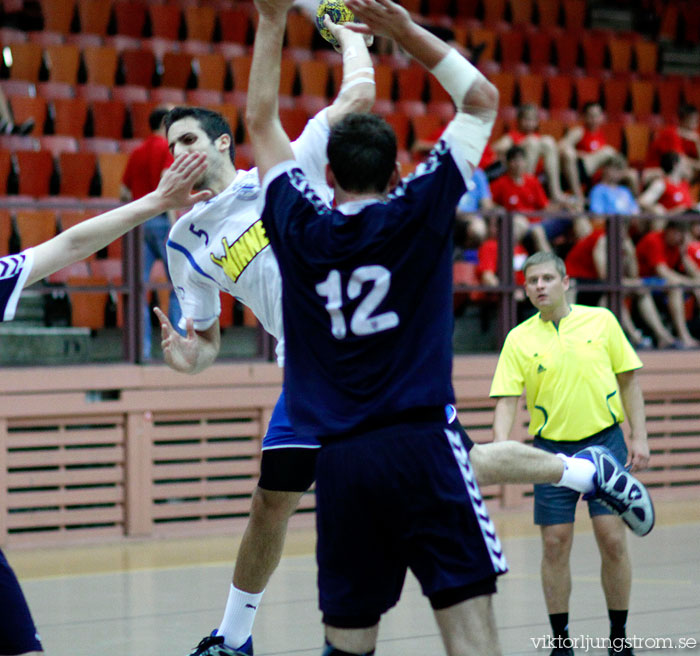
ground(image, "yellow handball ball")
xmin=315 ymin=0 xmax=355 ymax=49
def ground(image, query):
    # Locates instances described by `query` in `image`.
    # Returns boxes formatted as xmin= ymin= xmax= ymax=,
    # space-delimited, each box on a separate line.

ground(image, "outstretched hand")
xmin=154 ymin=307 xmax=200 ymax=373
xmin=344 ymin=0 xmax=411 ymax=40
xmin=156 ymin=152 xmax=212 ymax=211
xmin=322 ymin=14 xmax=373 ymax=51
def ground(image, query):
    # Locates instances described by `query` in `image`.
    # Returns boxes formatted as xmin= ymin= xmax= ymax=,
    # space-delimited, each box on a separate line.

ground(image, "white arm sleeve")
xmin=442 ymin=112 xmax=496 ymax=181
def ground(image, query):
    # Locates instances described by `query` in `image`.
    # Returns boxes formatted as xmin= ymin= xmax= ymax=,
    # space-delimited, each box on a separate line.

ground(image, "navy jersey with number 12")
xmin=261 ymin=115 xmax=492 ymax=438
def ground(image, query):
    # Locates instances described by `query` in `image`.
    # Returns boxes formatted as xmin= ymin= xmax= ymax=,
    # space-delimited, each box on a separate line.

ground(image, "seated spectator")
xmin=588 ymin=154 xmax=640 ymax=216
xmin=493 ymin=103 xmax=569 ymax=204
xmin=639 ymin=152 xmax=696 ymax=217
xmin=454 ymin=167 xmax=492 ymax=258
xmin=0 ymin=87 xmax=34 ymax=135
xmin=491 ymin=145 xmax=580 ymax=253
xmin=643 ymin=104 xmax=700 ymax=186
xmin=566 ymin=225 xmax=677 ymax=348
xmin=559 ymin=102 xmax=639 ymax=203
xmin=636 ymin=220 xmax=700 ymax=348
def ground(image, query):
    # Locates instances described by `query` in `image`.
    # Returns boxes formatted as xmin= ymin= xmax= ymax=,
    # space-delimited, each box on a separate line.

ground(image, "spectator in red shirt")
xmin=566 ymin=226 xmax=677 ymax=348
xmin=639 ymin=152 xmax=696 ymax=218
xmin=643 ymin=104 xmax=700 ymax=186
xmin=636 ymin=220 xmax=700 ymax=347
xmin=493 ymin=104 xmax=568 ymax=203
xmin=491 ymin=145 xmax=578 ymax=252
xmin=560 ymin=102 xmax=639 ymax=203
xmin=121 ymin=106 xmax=179 ymax=360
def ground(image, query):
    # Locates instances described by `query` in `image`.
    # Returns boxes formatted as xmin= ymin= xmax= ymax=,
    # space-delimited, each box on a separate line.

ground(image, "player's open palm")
xmin=345 ymin=0 xmax=410 ymax=39
xmin=156 ymin=152 xmax=213 ymax=212
xmin=154 ymin=307 xmax=199 ymax=372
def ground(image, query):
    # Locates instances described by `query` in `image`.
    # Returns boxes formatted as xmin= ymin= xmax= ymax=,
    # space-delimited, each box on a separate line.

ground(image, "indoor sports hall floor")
xmin=8 ymin=499 xmax=700 ymax=656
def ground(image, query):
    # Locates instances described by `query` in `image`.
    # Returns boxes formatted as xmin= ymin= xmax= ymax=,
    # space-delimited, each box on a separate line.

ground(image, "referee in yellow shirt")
xmin=490 ymin=251 xmax=651 ymax=656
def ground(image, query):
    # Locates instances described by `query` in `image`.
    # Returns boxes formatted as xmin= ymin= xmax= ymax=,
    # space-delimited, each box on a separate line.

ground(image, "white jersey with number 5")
xmin=166 ymin=110 xmax=333 ymax=366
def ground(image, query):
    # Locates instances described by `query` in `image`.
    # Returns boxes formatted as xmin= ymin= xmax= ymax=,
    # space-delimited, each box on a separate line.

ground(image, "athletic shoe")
xmin=575 ymin=445 xmax=654 ymax=536
xmin=188 ymin=632 xmax=253 ymax=656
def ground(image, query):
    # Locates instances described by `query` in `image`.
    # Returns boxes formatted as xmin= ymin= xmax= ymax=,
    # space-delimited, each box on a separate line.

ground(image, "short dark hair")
xmin=149 ymin=107 xmax=170 ymax=131
xmin=164 ymin=106 xmax=236 ymax=164
xmin=327 ymin=113 xmax=397 ymax=193
xmin=582 ymin=101 xmax=601 ymax=114
xmin=659 ymin=150 xmax=680 ymax=174
xmin=678 ymin=104 xmax=698 ymax=120
xmin=506 ymin=145 xmax=526 ymax=162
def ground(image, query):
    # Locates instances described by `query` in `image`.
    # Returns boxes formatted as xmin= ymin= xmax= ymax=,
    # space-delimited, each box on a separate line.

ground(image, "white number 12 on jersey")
xmin=315 ymin=265 xmax=399 ymax=339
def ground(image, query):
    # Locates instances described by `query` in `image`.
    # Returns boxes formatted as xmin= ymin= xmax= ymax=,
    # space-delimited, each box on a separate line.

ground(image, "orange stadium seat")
xmin=7 ymin=42 xmax=44 ymax=82
xmin=469 ymin=27 xmax=497 ymax=62
xmin=630 ymin=79 xmax=655 ymax=119
xmin=285 ymin=11 xmax=314 ymax=49
xmin=195 ymin=53 xmax=229 ymax=91
xmin=657 ymin=77 xmax=682 ymax=122
xmin=120 ymin=48 xmax=157 ymax=87
xmin=603 ymin=77 xmax=629 ymax=118
xmin=517 ymin=72 xmax=545 ymax=106
xmin=58 ymin=151 xmax=97 ymax=197
xmin=489 ymin=71 xmax=516 ymax=107
xmin=426 ymin=75 xmax=451 ymax=104
xmin=396 ymin=65 xmax=427 ymax=102
xmin=8 ymin=96 xmax=48 ymax=135
xmin=209 ymin=104 xmax=239 ymax=136
xmin=67 ymin=275 xmax=109 ymax=330
xmin=160 ymin=52 xmax=195 ymax=89
xmin=499 ymin=29 xmax=525 ymax=68
xmin=14 ymin=151 xmax=55 ymax=197
xmin=89 ymin=100 xmax=127 ymax=139
xmin=553 ymin=32 xmax=580 ymax=74
xmin=278 ymin=58 xmax=297 ymax=98
xmin=535 ymin=0 xmax=561 ymax=28
xmin=382 ymin=113 xmax=409 ymax=151
xmin=114 ymin=1 xmax=147 ymax=38
xmin=299 ymin=60 xmax=329 ymax=97
xmin=0 ymin=150 xmax=12 ymax=195
xmin=574 ymin=76 xmax=601 ymax=109
xmin=510 ymin=0 xmax=534 ymax=26
xmin=40 ymin=0 xmax=76 ymax=34
xmin=81 ymin=45 xmax=119 ymax=87
xmin=546 ymin=74 xmax=574 ymax=109
xmin=76 ymin=0 xmax=113 ymax=36
xmin=129 ymin=101 xmax=159 ymax=139
xmin=148 ymin=5 xmax=183 ymax=40
xmin=279 ymin=107 xmax=308 ymax=140
xmin=483 ymin=0 xmax=507 ymax=27
xmin=374 ymin=64 xmax=394 ymax=101
xmin=526 ymin=30 xmax=552 ymax=69
xmin=581 ymin=32 xmax=607 ymax=75
xmin=44 ymin=44 xmax=81 ymax=84
xmin=231 ymin=54 xmax=252 ymax=93
xmin=562 ymin=0 xmax=586 ymax=31
xmin=219 ymin=8 xmax=251 ymax=45
xmin=14 ymin=209 xmax=57 ymax=248
xmin=633 ymin=41 xmax=658 ymax=76
xmin=608 ymin=37 xmax=633 ymax=75
xmin=410 ymin=114 xmax=444 ymax=146
xmin=623 ymin=122 xmax=650 ymax=166
xmin=97 ymin=151 xmax=128 ymax=199
xmin=0 ymin=208 xmax=12 ymax=256
xmin=51 ymin=97 xmax=89 ymax=137
xmin=184 ymin=6 xmax=216 ymax=42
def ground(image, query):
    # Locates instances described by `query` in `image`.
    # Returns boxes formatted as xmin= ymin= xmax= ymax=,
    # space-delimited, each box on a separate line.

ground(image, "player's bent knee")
xmin=322 ymin=642 xmax=375 ymax=656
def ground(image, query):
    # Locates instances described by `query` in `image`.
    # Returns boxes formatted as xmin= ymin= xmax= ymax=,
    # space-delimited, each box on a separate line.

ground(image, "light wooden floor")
xmin=7 ymin=500 xmax=700 ymax=656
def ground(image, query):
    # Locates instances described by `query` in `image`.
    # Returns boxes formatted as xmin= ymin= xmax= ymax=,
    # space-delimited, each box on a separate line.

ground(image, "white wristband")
xmin=430 ymin=48 xmax=481 ymax=108
xmin=339 ymin=77 xmax=375 ymax=96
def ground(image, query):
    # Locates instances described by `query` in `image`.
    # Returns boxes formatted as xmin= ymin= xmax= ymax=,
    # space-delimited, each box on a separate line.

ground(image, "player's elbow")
xmin=346 ymin=81 xmax=376 ymax=113
xmin=461 ymin=77 xmax=499 ymax=117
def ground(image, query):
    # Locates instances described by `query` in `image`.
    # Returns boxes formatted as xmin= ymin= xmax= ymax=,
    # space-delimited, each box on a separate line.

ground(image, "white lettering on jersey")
xmin=316 ymin=265 xmax=399 ymax=340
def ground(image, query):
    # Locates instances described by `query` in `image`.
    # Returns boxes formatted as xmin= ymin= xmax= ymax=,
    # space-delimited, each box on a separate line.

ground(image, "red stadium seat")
xmin=8 ymin=95 xmax=48 ymax=135
xmin=89 ymin=100 xmax=127 ymax=139
xmin=114 ymin=1 xmax=147 ymax=38
xmin=148 ymin=5 xmax=182 ymax=40
xmin=51 ymin=97 xmax=89 ymax=137
xmin=518 ymin=72 xmax=545 ymax=106
xmin=120 ymin=48 xmax=156 ymax=88
xmin=602 ymin=77 xmax=629 ymax=118
xmin=546 ymin=74 xmax=573 ymax=110
xmin=160 ymin=52 xmax=195 ymax=89
xmin=630 ymin=79 xmax=655 ymax=119
xmin=535 ymin=0 xmax=561 ymax=28
xmin=608 ymin=37 xmax=633 ymax=75
xmin=510 ymin=0 xmax=534 ymax=26
xmin=219 ymin=8 xmax=251 ymax=45
xmin=574 ymin=76 xmax=601 ymax=109
xmin=58 ymin=151 xmax=97 ymax=197
xmin=553 ymin=31 xmax=580 ymax=74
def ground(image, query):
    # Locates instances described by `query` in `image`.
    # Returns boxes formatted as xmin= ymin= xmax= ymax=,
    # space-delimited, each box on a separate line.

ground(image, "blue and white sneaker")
xmin=574 ymin=445 xmax=654 ymax=536
xmin=188 ymin=632 xmax=253 ymax=656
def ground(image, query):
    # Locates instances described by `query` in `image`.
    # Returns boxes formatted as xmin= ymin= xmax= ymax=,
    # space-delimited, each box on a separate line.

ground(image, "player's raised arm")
xmin=246 ymin=0 xmax=297 ymax=182
xmin=324 ymin=17 xmax=376 ymax=126
xmin=27 ymin=153 xmax=211 ymax=287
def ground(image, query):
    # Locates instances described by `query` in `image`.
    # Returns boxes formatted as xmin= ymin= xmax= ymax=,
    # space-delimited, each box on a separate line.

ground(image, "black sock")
xmin=549 ymin=612 xmax=570 ymax=639
xmin=608 ymin=608 xmax=628 ymax=640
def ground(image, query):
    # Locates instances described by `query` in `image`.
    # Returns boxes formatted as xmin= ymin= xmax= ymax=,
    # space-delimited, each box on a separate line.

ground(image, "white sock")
xmin=217 ymin=584 xmax=264 ymax=649
xmin=555 ymin=454 xmax=596 ymax=493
